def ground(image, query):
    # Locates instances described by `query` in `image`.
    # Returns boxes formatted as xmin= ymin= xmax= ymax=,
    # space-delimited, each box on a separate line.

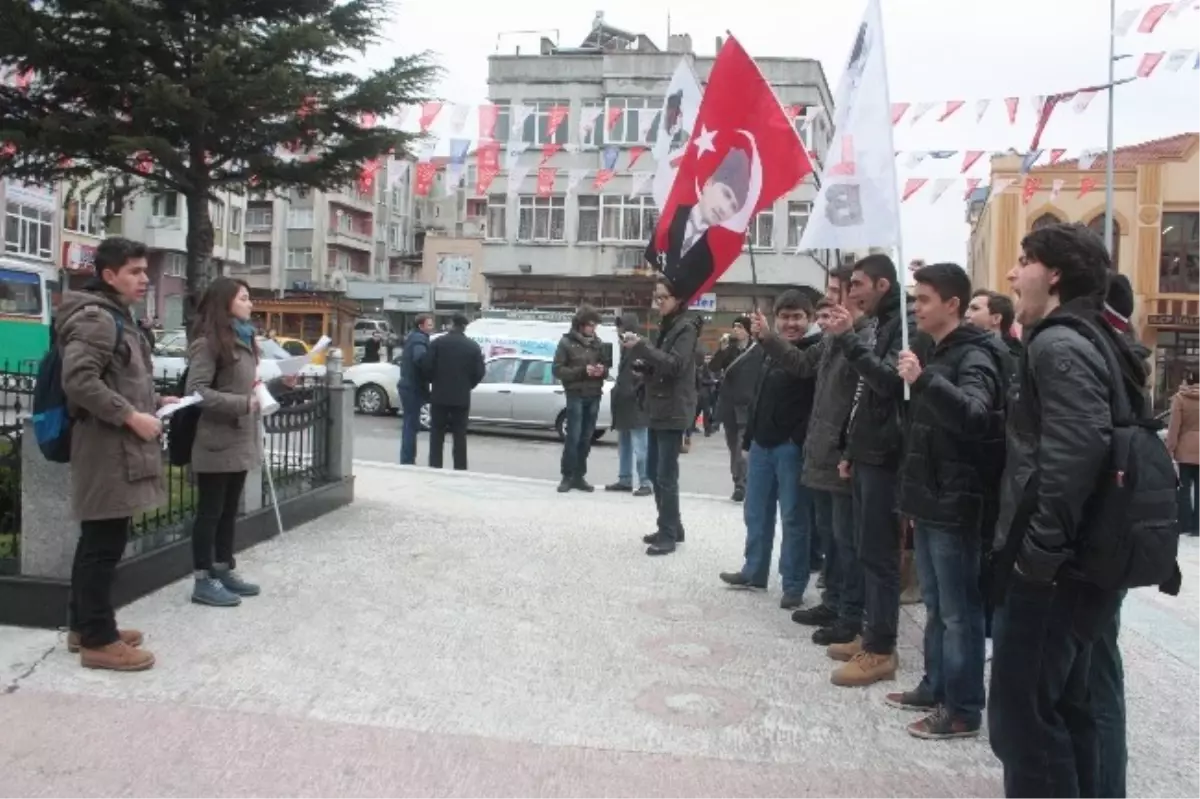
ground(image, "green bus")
xmin=0 ymin=259 xmax=53 ymax=375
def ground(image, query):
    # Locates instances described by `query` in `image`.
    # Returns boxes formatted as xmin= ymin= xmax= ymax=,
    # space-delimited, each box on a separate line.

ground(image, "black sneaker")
xmin=572 ymin=479 xmax=595 ymax=492
xmin=906 ymin=706 xmax=981 ymax=740
xmin=556 ymin=479 xmax=573 ymax=493
xmin=643 ymin=530 xmax=685 ymax=543
xmin=633 ymin=485 xmax=652 ymax=497
xmin=780 ymin=594 xmax=805 ymax=610
xmin=605 ymin=482 xmax=632 ymax=492
xmin=884 ymin=688 xmax=938 ymax=712
xmin=812 ymin=624 xmax=859 ymax=646
xmin=719 ymin=572 xmax=766 ymax=589
xmin=810 ymin=557 xmax=824 ymax=573
xmin=646 ymin=536 xmax=676 ymax=556
xmin=731 ymin=487 xmax=745 ymax=502
xmin=792 ymin=604 xmax=838 ymax=627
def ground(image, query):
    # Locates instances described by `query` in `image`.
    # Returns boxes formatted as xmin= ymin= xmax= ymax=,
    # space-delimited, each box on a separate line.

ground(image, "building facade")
xmin=438 ymin=19 xmax=836 ymax=316
xmin=968 ymin=132 xmax=1200 ymax=409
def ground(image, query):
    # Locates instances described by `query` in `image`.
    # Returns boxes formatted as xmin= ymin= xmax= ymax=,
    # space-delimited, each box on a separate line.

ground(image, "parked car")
xmin=341 ymin=353 xmax=611 ymax=440
xmin=353 ymin=318 xmax=397 ymax=347
xmin=151 ymin=335 xmax=324 ymax=383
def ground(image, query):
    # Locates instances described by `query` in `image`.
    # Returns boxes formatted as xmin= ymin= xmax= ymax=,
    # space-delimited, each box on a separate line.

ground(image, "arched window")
xmin=1088 ymin=215 xmax=1120 ymax=271
xmin=1031 ymin=213 xmax=1061 ymax=231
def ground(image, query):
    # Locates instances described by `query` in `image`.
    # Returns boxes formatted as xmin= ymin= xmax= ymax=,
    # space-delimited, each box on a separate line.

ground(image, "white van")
xmin=465 ymin=314 xmax=621 ymax=375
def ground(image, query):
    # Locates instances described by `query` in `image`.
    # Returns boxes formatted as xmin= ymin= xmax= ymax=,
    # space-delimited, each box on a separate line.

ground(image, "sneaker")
xmin=731 ymin=487 xmax=745 ymax=502
xmin=646 ymin=536 xmax=677 ymax=556
xmin=572 ymin=478 xmax=595 ymax=493
xmin=827 ymin=635 xmax=863 ymax=662
xmin=780 ymin=594 xmax=805 ymax=610
xmin=831 ymin=650 xmax=898 ymax=687
xmin=633 ymin=485 xmax=652 ymax=497
xmin=884 ymin=688 xmax=938 ymax=711
xmin=792 ymin=604 xmax=838 ymax=627
xmin=80 ymin=640 xmax=155 ymax=671
xmin=719 ymin=571 xmax=766 ymax=590
xmin=214 ymin=567 xmax=260 ymax=597
xmin=556 ymin=479 xmax=573 ymax=493
xmin=605 ymin=482 xmax=632 ymax=492
xmin=906 ymin=706 xmax=981 ymax=740
xmin=192 ymin=577 xmax=242 ymax=607
xmin=643 ymin=530 xmax=685 ymax=544
xmin=67 ymin=628 xmax=142 ymax=654
xmin=813 ymin=624 xmax=860 ymax=646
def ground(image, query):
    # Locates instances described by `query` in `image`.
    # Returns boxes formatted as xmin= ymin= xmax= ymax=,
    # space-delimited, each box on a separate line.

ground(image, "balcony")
xmin=327 ymin=188 xmax=374 ymax=213
xmin=326 ymin=223 xmax=374 ymax=253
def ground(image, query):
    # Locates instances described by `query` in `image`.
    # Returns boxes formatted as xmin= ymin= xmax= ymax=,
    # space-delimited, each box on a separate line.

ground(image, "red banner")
xmin=1078 ymin=177 xmax=1098 ymax=199
xmin=605 ymin=106 xmax=624 ymax=132
xmin=419 ymin=102 xmax=444 ymax=132
xmin=902 ymin=178 xmax=928 ymax=202
xmin=627 ymin=145 xmax=648 ymax=169
xmin=476 ymin=165 xmax=500 ymax=195
xmin=536 ymin=167 xmax=556 ymax=197
xmin=546 ymin=105 xmax=569 ymax=140
xmin=1021 ymin=177 xmax=1041 ymax=205
xmin=592 ymin=169 xmax=615 ymax=191
xmin=414 ymin=162 xmax=437 ymax=196
xmin=478 ymin=105 xmax=500 ymax=140
xmin=540 ymin=143 xmax=562 ymax=164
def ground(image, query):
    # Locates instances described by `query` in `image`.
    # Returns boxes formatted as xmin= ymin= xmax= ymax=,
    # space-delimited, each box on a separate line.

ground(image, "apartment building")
xmin=439 ymin=17 xmax=836 ymax=313
xmin=2 ymin=178 xmax=59 ymax=285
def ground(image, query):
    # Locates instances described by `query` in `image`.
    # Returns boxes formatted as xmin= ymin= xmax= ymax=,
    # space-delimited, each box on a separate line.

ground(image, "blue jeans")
xmin=913 ymin=522 xmax=986 ymax=724
xmin=1092 ymin=594 xmax=1127 ymax=798
xmin=561 ymin=394 xmax=601 ymax=479
xmin=741 ymin=440 xmax=812 ymax=596
xmin=617 ymin=427 xmax=649 ymax=488
xmin=812 ymin=490 xmax=861 ymax=624
xmin=647 ymin=429 xmax=684 ymax=540
xmin=398 ymin=388 xmax=423 ymax=465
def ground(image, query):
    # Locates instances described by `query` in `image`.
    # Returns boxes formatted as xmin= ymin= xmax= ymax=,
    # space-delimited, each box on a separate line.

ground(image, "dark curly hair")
xmin=1020 ymin=222 xmax=1110 ymax=307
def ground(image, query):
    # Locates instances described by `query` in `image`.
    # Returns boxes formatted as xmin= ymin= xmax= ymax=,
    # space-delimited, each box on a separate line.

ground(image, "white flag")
xmin=505 ymin=142 xmax=529 ymax=170
xmin=1114 ymin=7 xmax=1140 ymax=35
xmin=506 ymin=165 xmax=530 ymax=198
xmin=1032 ymin=95 xmax=1046 ymax=119
xmin=1165 ymin=49 xmax=1194 ymax=72
xmin=905 ymin=151 xmax=928 ymax=169
xmin=444 ymin=164 xmax=464 ymax=196
xmin=511 ymin=104 xmax=534 ymax=138
xmin=629 ymin=171 xmax=655 ymax=196
xmin=1050 ymin=178 xmax=1065 ymax=201
xmin=929 ymin=178 xmax=956 ymax=204
xmin=637 ymin=109 xmax=657 ymax=144
xmin=1078 ymin=148 xmax=1104 ymax=170
xmin=578 ymin=106 xmax=603 ymax=146
xmin=799 ymin=0 xmax=901 ymax=251
xmin=386 ymin=157 xmax=410 ymax=188
xmin=448 ymin=103 xmax=470 ymax=136
xmin=1072 ymin=90 xmax=1098 ymax=113
xmin=989 ymin=178 xmax=1015 ymax=202
xmin=566 ymin=167 xmax=589 ymax=194
xmin=974 ymin=99 xmax=991 ymax=122
xmin=652 ymin=59 xmax=703 ymax=210
xmin=418 ymin=141 xmax=437 ymax=162
xmin=909 ymin=101 xmax=936 ymax=125
xmin=1168 ymin=0 xmax=1193 ymax=18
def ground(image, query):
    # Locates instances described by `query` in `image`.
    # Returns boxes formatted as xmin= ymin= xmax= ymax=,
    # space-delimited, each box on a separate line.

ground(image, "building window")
xmin=163 ymin=252 xmax=186 ymax=277
xmin=1086 ymin=215 xmax=1120 ymax=272
xmin=746 ymin=210 xmax=774 ymax=250
xmin=64 ymin=199 xmax=104 ymax=237
xmin=1160 ymin=211 xmax=1200 ymax=294
xmin=287 ymin=207 xmax=314 ymax=229
xmin=577 ymin=195 xmax=600 ymax=242
xmin=489 ymin=101 xmax=511 ymax=143
xmin=786 ymin=201 xmax=811 ymax=249
xmin=1031 ymin=213 xmax=1061 ymax=231
xmin=601 ymin=195 xmax=658 ymax=242
xmin=605 ymin=97 xmax=662 ymax=146
xmin=517 ymin=195 xmax=566 ymax=242
xmin=151 ymin=192 xmax=179 ymax=218
xmin=486 ymin=194 xmax=507 ymax=240
xmin=286 ymin=247 xmax=313 ymax=271
xmin=229 ymin=207 xmax=242 ymax=235
xmin=389 ymin=223 xmax=402 ymax=249
xmin=244 ymin=244 xmax=271 ymax=268
xmin=466 ymin=198 xmax=487 ymax=218
xmin=246 ymin=206 xmax=273 ymax=230
xmin=519 ymin=99 xmax=569 ymax=146
xmin=580 ymin=100 xmax=604 ymax=147
xmin=3 ymin=202 xmax=53 ymax=260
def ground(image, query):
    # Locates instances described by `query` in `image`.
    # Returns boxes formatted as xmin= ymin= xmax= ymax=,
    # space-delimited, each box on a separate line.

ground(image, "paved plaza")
xmin=2 ymin=462 xmax=1197 ymax=797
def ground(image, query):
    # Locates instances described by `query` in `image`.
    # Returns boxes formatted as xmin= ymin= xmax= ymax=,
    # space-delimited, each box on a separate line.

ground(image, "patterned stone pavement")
xmin=1 ymin=462 xmax=1196 ymax=797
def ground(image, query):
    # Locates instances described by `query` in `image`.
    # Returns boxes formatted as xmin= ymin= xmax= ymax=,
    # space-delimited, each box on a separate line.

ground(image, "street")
xmin=352 ymin=413 xmax=739 ymax=498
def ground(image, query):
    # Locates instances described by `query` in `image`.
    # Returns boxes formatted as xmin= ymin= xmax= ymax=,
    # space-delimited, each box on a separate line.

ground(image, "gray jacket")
xmin=186 ymin=335 xmax=263 ymax=474
xmin=630 ymin=312 xmax=702 ymax=430
xmin=710 ymin=341 xmax=765 ymax=427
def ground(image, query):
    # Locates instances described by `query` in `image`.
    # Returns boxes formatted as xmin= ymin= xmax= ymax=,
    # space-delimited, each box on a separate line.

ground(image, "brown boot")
xmin=80 ymin=640 xmax=155 ymax=672
xmin=67 ymin=629 xmax=144 ymax=654
xmin=831 ymin=650 xmax=898 ymax=687
xmin=827 ymin=635 xmax=863 ymax=662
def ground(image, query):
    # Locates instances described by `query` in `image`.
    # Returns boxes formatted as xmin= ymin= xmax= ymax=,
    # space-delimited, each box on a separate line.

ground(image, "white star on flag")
xmin=692 ymin=125 xmax=717 ymax=156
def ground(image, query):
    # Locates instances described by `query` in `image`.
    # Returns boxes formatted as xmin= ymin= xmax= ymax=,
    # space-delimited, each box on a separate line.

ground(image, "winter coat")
xmin=744 ymin=330 xmax=821 ymax=451
xmin=186 ymin=335 xmax=262 ymax=474
xmin=611 ymin=316 xmax=650 ymax=430
xmin=57 ymin=289 xmax=166 ymax=521
xmin=630 ymin=311 xmax=702 ymax=430
xmin=424 ymin=330 xmax=485 ymax=408
xmin=552 ymin=330 xmax=609 ymax=397
xmin=897 ymin=324 xmax=1007 ymax=532
xmin=1167 ymin=384 xmax=1200 ymax=466
xmin=709 ymin=340 xmax=765 ymax=427
xmin=399 ymin=329 xmax=430 ymax=400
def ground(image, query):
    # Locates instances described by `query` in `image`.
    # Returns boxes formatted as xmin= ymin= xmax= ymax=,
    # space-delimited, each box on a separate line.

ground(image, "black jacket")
xmin=630 ymin=311 xmax=702 ymax=430
xmin=364 ymin=337 xmax=382 ymax=363
xmin=837 ymin=287 xmax=934 ymax=469
xmin=710 ymin=340 xmax=765 ymax=427
xmin=552 ymin=330 xmax=609 ymax=397
xmin=399 ymin=330 xmax=430 ymax=399
xmin=744 ymin=331 xmax=821 ymax=451
xmin=643 ymin=203 xmax=714 ymax=304
xmin=898 ymin=324 xmax=1007 ymax=531
xmin=423 ymin=330 xmax=485 ymax=408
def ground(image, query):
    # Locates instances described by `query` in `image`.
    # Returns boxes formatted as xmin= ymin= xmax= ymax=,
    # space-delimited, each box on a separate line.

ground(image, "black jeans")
xmin=1092 ymin=593 xmax=1127 ymax=799
xmin=191 ymin=471 xmax=247 ymax=572
xmin=429 ymin=404 xmax=469 ymax=470
xmin=1179 ymin=462 xmax=1199 ymax=533
xmin=560 ymin=394 xmax=601 ymax=479
xmin=69 ymin=517 xmax=131 ymax=649
xmin=989 ymin=577 xmax=1123 ymax=798
xmin=647 ymin=429 xmax=685 ymax=541
xmin=852 ymin=462 xmax=901 ymax=654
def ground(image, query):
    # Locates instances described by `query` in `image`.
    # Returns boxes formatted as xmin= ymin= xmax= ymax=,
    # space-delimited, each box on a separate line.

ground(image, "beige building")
xmin=967 ymin=132 xmax=1200 ymax=409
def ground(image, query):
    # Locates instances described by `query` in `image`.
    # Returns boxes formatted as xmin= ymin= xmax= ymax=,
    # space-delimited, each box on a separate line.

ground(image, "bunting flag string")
xmin=536 ymin=166 xmax=556 ymax=197
xmin=1114 ymin=1 xmax=1197 ymax=36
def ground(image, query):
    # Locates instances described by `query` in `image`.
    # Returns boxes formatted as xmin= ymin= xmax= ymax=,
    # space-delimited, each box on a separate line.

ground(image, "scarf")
xmin=232 ymin=319 xmax=256 ymax=350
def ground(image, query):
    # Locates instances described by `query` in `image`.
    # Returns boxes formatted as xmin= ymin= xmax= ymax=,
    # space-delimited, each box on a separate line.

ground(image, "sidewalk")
xmin=2 ymin=462 xmax=1196 ymax=797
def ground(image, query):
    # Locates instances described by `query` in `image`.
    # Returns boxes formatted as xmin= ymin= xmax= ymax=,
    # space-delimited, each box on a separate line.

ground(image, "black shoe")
xmin=792 ymin=604 xmax=838 ymax=627
xmin=810 ymin=557 xmax=824 ymax=573
xmin=719 ymin=572 xmax=766 ymax=589
xmin=647 ymin=537 xmax=677 ymax=556
xmin=731 ymin=487 xmax=745 ymax=502
xmin=780 ymin=594 xmax=805 ymax=610
xmin=605 ymin=482 xmax=632 ymax=492
xmin=812 ymin=623 xmax=860 ymax=646
xmin=556 ymin=479 xmax=572 ymax=493
xmin=643 ymin=531 xmax=660 ymax=544
xmin=572 ymin=478 xmax=595 ymax=492
xmin=633 ymin=485 xmax=652 ymax=497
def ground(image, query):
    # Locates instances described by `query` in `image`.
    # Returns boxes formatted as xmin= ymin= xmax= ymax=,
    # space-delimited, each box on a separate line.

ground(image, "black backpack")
xmin=1029 ymin=314 xmax=1179 ymax=591
xmin=31 ymin=305 xmax=125 ymax=463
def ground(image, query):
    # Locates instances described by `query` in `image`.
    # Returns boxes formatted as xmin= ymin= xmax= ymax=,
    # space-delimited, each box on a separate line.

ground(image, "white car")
xmin=342 ymin=353 xmax=612 ymax=440
xmin=151 ymin=335 xmax=325 ymax=384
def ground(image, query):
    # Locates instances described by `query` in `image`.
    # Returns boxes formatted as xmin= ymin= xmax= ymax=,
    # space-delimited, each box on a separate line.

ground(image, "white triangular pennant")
xmin=506 ymin=165 xmax=530 ymax=198
xmin=444 ymin=163 xmax=465 ymax=196
xmin=418 ymin=141 xmax=437 ymax=162
xmin=1050 ymin=178 xmax=1065 ymax=201
xmin=929 ymin=178 xmax=956 ymax=204
xmin=448 ymin=103 xmax=470 ymax=135
xmin=1168 ymin=0 xmax=1192 ymax=17
xmin=909 ymin=101 xmax=936 ymax=124
xmin=505 ymin=142 xmax=529 ymax=170
xmin=974 ymin=99 xmax=991 ymax=122
xmin=566 ymin=167 xmax=590 ymax=194
xmin=1114 ymin=8 xmax=1140 ymax=35
xmin=578 ymin=106 xmax=603 ymax=145
xmin=989 ymin=178 xmax=1015 ymax=202
xmin=1032 ymin=95 xmax=1046 ymax=119
xmin=1165 ymin=49 xmax=1194 ymax=72
xmin=1078 ymin=148 xmax=1104 ymax=170
xmin=511 ymin=103 xmax=534 ymax=137
xmin=629 ymin=171 xmax=655 ymax=196
xmin=1072 ymin=91 xmax=1098 ymax=113
xmin=905 ymin=151 xmax=928 ymax=169
xmin=637 ymin=109 xmax=657 ymax=144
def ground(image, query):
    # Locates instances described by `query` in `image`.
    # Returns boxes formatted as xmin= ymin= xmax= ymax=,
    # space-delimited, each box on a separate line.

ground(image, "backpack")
xmin=166 ymin=367 xmax=198 ymax=466
xmin=31 ymin=305 xmax=125 ymax=463
xmin=1029 ymin=314 xmax=1180 ymax=591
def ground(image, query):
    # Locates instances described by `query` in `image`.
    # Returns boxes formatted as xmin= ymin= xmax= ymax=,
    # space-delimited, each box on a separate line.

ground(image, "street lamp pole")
xmin=1104 ymin=0 xmax=1117 ymax=256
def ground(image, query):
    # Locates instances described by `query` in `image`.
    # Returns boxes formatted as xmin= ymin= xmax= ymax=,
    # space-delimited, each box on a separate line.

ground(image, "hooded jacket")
xmin=610 ymin=313 xmax=650 ymax=430
xmin=744 ymin=327 xmax=822 ymax=451
xmin=1167 ymin=383 xmax=1200 ymax=466
xmin=630 ymin=311 xmax=702 ymax=430
xmin=552 ymin=325 xmax=609 ymax=397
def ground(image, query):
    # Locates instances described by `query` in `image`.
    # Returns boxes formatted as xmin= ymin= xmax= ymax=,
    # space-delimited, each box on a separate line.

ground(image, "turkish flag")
xmin=645 ymin=37 xmax=813 ymax=303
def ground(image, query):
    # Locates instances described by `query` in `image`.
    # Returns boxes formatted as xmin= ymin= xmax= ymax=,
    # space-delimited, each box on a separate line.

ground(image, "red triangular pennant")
xmin=414 ymin=162 xmax=437 ymax=196
xmin=1136 ymin=52 xmax=1165 ymax=78
xmin=1004 ymin=97 xmax=1019 ymax=124
xmin=605 ymin=106 xmax=623 ymax=132
xmin=476 ymin=165 xmax=500 ymax=195
xmin=1021 ymin=177 xmax=1042 ymax=205
xmin=1138 ymin=3 xmax=1172 ymax=32
xmin=540 ymin=143 xmax=562 ymax=164
xmin=627 ymin=145 xmax=647 ymax=169
xmin=1049 ymin=149 xmax=1067 ymax=165
xmin=419 ymin=102 xmax=443 ymax=132
xmin=536 ymin=167 xmax=556 ymax=197
xmin=546 ymin=105 xmax=569 ymax=140
xmin=902 ymin=178 xmax=928 ymax=202
xmin=890 ymin=102 xmax=910 ymax=125
xmin=961 ymin=150 xmax=985 ymax=173
xmin=592 ymin=169 xmax=615 ymax=191
xmin=963 ymin=178 xmax=982 ymax=200
xmin=1078 ymin=177 xmax=1098 ymax=199
xmin=937 ymin=100 xmax=965 ymax=122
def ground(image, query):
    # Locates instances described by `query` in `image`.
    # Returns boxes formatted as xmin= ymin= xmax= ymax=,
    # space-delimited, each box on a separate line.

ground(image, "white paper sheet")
xmin=156 ymin=392 xmax=203 ymax=419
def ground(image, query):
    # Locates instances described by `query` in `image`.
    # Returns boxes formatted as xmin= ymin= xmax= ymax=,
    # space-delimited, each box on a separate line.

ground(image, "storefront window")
xmin=1155 ymin=330 xmax=1200 ymax=412
xmin=1159 ymin=211 xmax=1199 ymax=294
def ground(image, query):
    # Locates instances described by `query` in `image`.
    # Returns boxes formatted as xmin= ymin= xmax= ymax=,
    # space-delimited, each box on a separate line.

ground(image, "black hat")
xmin=733 ymin=315 xmax=751 ymax=332
xmin=1105 ymin=273 xmax=1134 ymax=320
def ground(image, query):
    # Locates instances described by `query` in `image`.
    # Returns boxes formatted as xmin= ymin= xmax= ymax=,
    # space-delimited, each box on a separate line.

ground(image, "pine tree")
xmin=0 ymin=0 xmax=438 ymax=320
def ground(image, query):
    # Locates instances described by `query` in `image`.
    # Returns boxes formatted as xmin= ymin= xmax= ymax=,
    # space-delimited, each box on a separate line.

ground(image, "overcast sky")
xmin=371 ymin=0 xmax=1200 ymax=269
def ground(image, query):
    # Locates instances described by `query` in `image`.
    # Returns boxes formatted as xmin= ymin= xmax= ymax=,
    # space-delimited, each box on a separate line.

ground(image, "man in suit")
xmin=422 ymin=313 xmax=485 ymax=471
xmin=644 ymin=147 xmax=751 ymax=303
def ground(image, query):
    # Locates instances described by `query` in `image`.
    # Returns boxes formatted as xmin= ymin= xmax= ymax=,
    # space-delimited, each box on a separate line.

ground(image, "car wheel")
xmin=419 ymin=403 xmax=432 ymax=431
xmin=355 ymin=384 xmax=389 ymax=415
xmin=555 ymin=411 xmax=567 ymax=441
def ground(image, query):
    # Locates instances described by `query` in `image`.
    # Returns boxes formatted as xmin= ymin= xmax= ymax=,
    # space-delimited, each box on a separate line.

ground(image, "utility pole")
xmin=1104 ymin=0 xmax=1117 ymax=257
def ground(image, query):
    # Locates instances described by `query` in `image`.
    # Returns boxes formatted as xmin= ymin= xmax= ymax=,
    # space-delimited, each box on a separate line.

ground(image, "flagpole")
xmin=1104 ymin=0 xmax=1117 ymax=257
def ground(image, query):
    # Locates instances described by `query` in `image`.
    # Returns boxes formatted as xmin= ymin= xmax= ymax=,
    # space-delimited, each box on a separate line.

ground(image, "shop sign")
xmin=1148 ymin=314 xmax=1199 ymax=328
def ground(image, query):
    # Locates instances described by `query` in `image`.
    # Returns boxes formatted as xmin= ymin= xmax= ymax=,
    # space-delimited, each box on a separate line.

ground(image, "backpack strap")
xmin=1027 ymin=313 xmax=1134 ymax=425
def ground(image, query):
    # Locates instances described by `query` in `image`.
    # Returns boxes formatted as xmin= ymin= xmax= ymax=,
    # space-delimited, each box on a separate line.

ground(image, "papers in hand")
xmin=259 ymin=335 xmax=334 ymax=380
xmin=156 ymin=393 xmax=203 ymax=419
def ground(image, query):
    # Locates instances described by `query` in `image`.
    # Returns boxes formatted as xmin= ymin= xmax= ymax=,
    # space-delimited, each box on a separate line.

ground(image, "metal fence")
xmin=0 ymin=360 xmax=36 ymax=574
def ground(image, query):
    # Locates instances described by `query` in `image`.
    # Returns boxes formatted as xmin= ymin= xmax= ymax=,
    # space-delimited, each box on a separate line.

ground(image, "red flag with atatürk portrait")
xmin=645 ymin=37 xmax=813 ymax=304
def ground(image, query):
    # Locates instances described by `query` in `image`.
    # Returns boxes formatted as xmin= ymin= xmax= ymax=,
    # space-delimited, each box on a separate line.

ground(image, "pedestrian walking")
xmin=708 ymin=316 xmax=764 ymax=501
xmin=185 ymin=277 xmax=271 ymax=608
xmin=423 ymin=313 xmax=484 ymax=470
xmin=1167 ymin=374 xmax=1199 ymax=536
xmin=398 ymin=314 xmax=434 ymax=465
xmin=606 ymin=313 xmax=652 ymax=497
xmin=364 ymin=330 xmax=383 ymax=363
xmin=625 ymin=277 xmax=702 ymax=556
xmin=553 ymin=306 xmax=610 ymax=492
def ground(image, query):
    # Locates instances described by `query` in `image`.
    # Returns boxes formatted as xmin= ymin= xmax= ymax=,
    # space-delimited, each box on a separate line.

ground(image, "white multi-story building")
xmin=449 ymin=17 xmax=836 ymax=314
